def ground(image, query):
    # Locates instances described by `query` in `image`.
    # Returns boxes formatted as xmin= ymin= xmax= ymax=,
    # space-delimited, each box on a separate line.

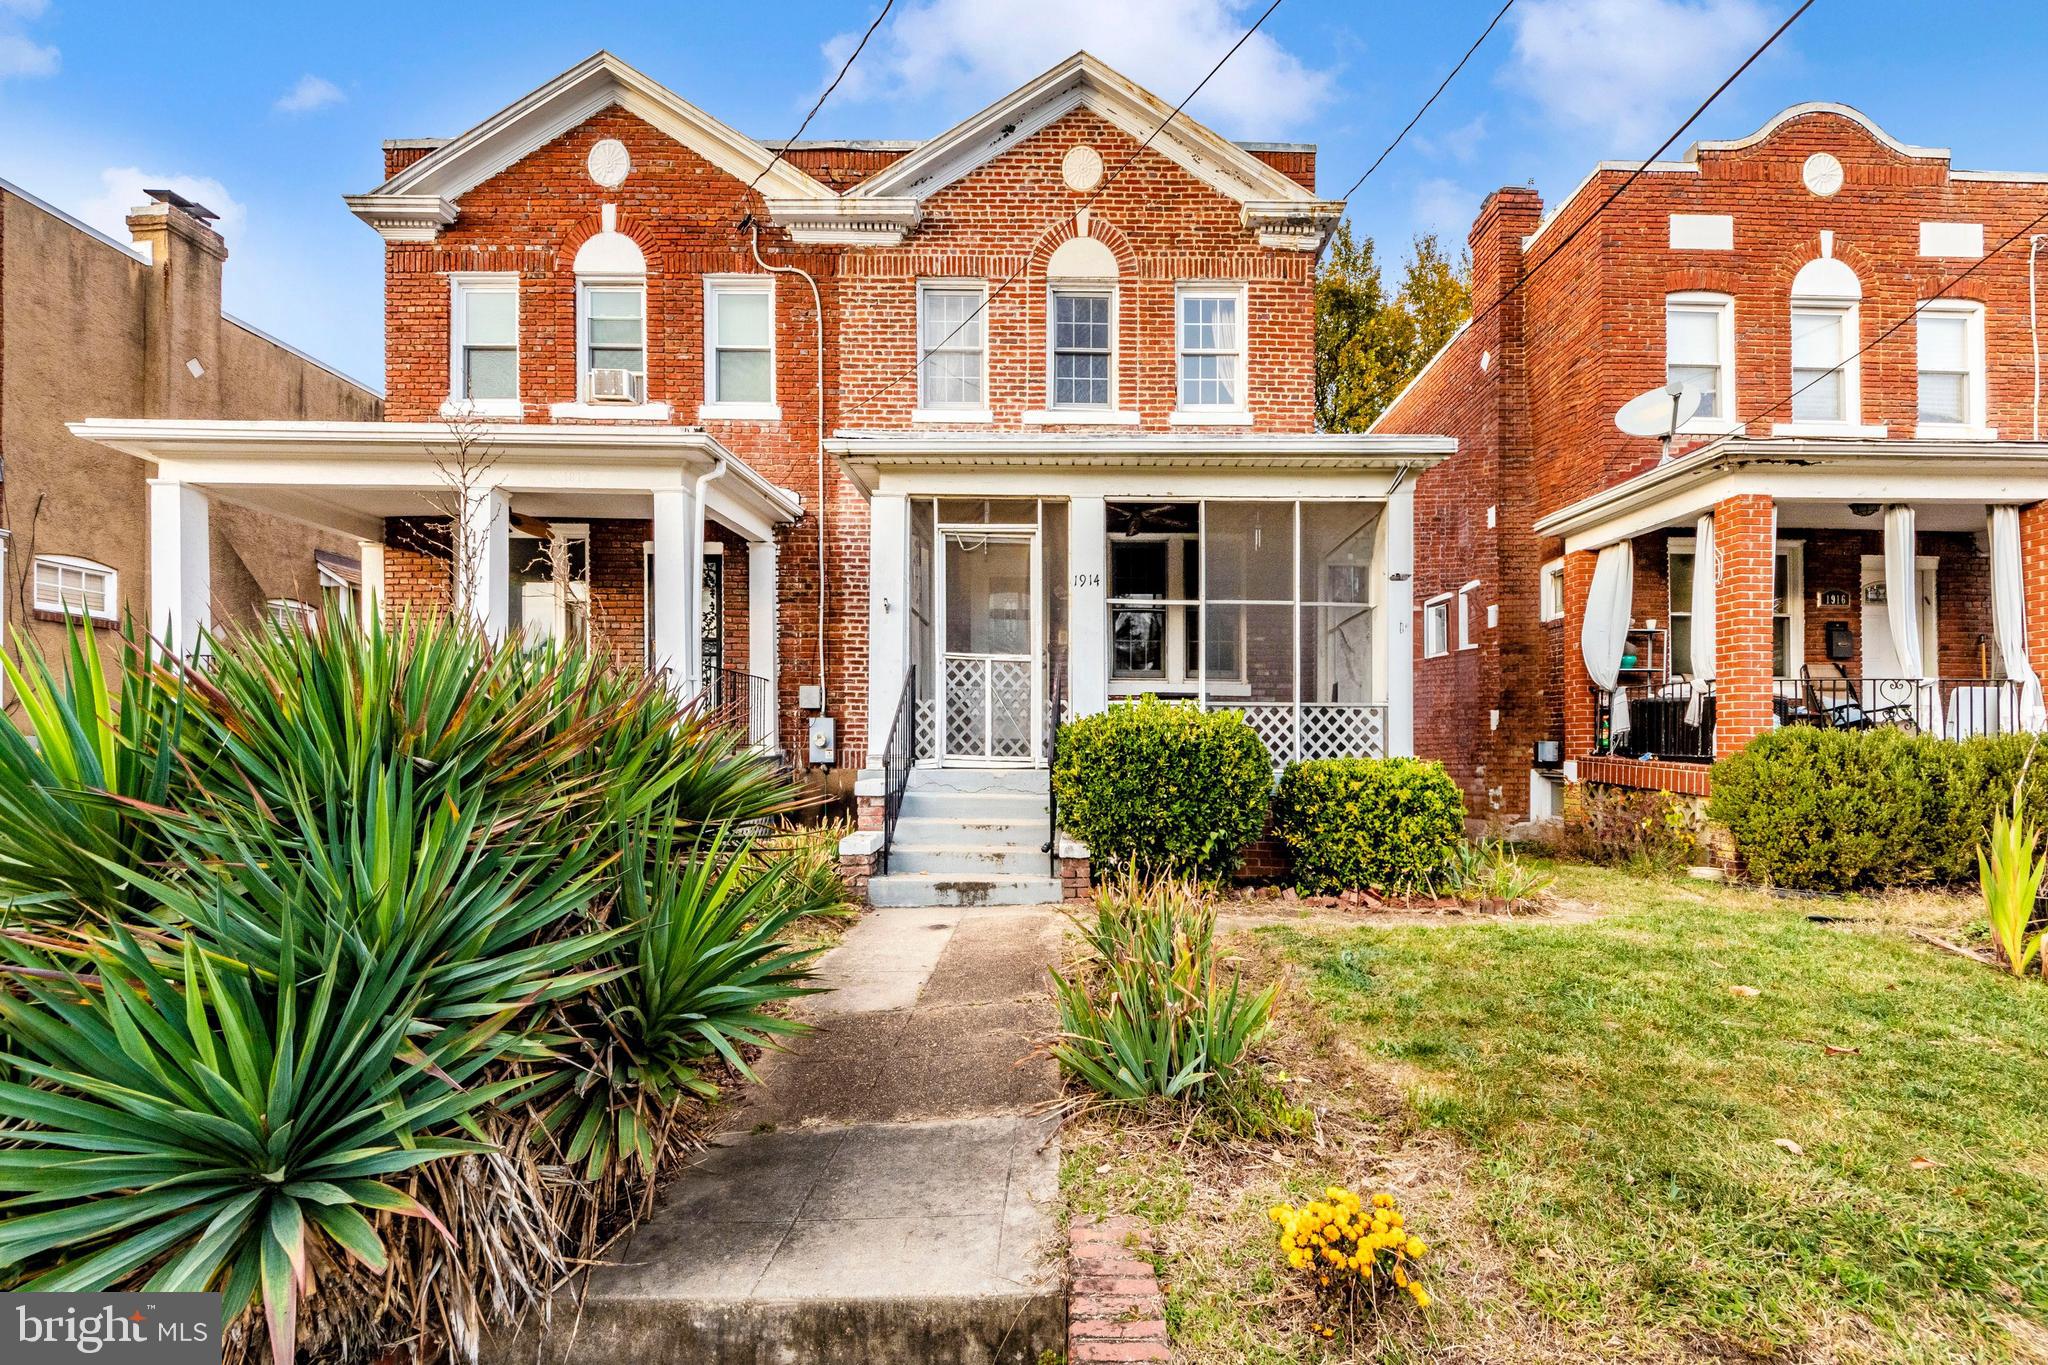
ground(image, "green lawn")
xmin=1277 ymin=864 xmax=2048 ymax=1361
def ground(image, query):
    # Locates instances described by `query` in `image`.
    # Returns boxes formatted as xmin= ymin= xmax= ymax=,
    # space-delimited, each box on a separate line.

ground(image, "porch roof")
xmin=824 ymin=430 xmax=1455 ymax=495
xmin=68 ymin=418 xmax=805 ymax=543
xmin=1534 ymin=435 xmax=2048 ymax=552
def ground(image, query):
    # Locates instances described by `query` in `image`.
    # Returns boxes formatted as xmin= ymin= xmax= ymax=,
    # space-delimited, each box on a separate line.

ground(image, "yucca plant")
xmin=0 ymin=925 xmax=531 ymax=1365
xmin=1049 ymin=876 xmax=1275 ymax=1104
xmin=0 ymin=621 xmax=185 ymax=921
xmin=1981 ymin=756 xmax=2047 ymax=978
xmin=533 ymin=815 xmax=836 ymax=1179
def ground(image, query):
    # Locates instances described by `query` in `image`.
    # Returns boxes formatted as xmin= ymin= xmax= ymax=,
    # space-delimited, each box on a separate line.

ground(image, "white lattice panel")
xmin=989 ymin=659 xmax=1032 ymax=757
xmin=944 ymin=655 xmax=986 ymax=756
xmin=1301 ymin=704 xmax=1386 ymax=759
xmin=1231 ymin=704 xmax=1297 ymax=762
xmin=915 ymin=698 xmax=937 ymax=760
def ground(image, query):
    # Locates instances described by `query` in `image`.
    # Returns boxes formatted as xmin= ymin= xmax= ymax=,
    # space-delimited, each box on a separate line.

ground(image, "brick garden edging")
xmin=1068 ymin=1215 xmax=1169 ymax=1363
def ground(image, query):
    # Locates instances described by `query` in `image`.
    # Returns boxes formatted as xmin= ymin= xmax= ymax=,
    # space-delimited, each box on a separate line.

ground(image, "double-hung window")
xmin=1790 ymin=304 xmax=1855 ymax=423
xmin=1422 ymin=595 xmax=1451 ymax=659
xmin=1540 ymin=559 xmax=1565 ymax=622
xmin=1916 ymin=301 xmax=1987 ymax=433
xmin=1176 ymin=285 xmax=1245 ymax=413
xmin=917 ymin=282 xmax=987 ymax=414
xmin=1665 ymin=293 xmax=1733 ymax=425
xmin=704 ymin=277 xmax=776 ymax=416
xmin=1050 ymin=288 xmax=1112 ymax=409
xmin=34 ymin=555 xmax=116 ymax=623
xmin=581 ymin=282 xmax=645 ymax=398
xmin=448 ymin=276 xmax=518 ymax=414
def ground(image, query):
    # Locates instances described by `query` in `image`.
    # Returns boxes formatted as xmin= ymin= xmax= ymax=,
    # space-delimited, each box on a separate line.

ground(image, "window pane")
xmin=1667 ymin=364 xmax=1719 ymax=418
xmin=1671 ymin=614 xmax=1693 ymax=675
xmin=1180 ymin=294 xmax=1237 ymax=351
xmin=1668 ymin=551 xmax=1694 ymax=607
xmin=1301 ymin=603 xmax=1374 ymax=704
xmin=591 ymin=347 xmax=645 ymax=375
xmin=464 ymin=289 xmax=516 ymax=344
xmin=1918 ymin=314 xmax=1967 ymax=370
xmin=1792 ymin=368 xmax=1843 ymax=421
xmin=465 ymin=347 xmax=517 ymax=399
xmin=1301 ymin=502 xmax=1378 ymax=603
xmin=1053 ymin=353 xmax=1109 ymax=407
xmin=938 ymin=498 xmax=1037 ymax=524
xmin=922 ymin=289 xmax=983 ymax=350
xmin=1112 ymin=607 xmax=1165 ymax=676
xmin=1178 ymin=352 xmax=1237 ymax=408
xmin=1772 ymin=618 xmax=1790 ymax=677
xmin=716 ymin=349 xmax=771 ymax=402
xmin=589 ymin=316 xmax=641 ymax=345
xmin=1203 ymin=502 xmax=1294 ymax=602
xmin=922 ymin=349 xmax=981 ymax=406
xmin=1110 ymin=540 xmax=1169 ymax=600
xmin=1790 ymin=309 xmax=1841 ymax=368
xmin=1666 ymin=306 xmax=1719 ymax=365
xmin=1424 ymin=603 xmax=1447 ymax=655
xmin=1054 ymin=293 xmax=1109 ymax=348
xmin=945 ymin=536 xmax=1031 ymax=655
xmin=587 ymin=287 xmax=642 ymax=320
xmin=1918 ymin=371 xmax=1966 ymax=425
xmin=715 ymin=290 xmax=771 ymax=347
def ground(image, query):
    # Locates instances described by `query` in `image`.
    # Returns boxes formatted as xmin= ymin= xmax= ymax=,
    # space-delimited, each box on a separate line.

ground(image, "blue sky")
xmin=2 ymin=0 xmax=2044 ymax=390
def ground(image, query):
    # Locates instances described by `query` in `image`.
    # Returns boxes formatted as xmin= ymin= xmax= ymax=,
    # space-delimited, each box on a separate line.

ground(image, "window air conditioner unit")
xmin=589 ymin=368 xmax=645 ymax=403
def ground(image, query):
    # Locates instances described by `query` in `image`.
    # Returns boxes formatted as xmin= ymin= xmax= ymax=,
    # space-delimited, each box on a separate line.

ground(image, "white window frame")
xmin=1045 ymin=283 xmax=1118 ymax=412
xmin=701 ymin=274 xmax=780 ymax=420
xmin=1664 ymin=292 xmax=1739 ymax=434
xmin=1540 ymin=558 xmax=1565 ymax=622
xmin=1171 ymin=281 xmax=1251 ymax=425
xmin=1914 ymin=299 xmax=1993 ymax=439
xmin=1775 ymin=301 xmax=1887 ymax=436
xmin=444 ymin=273 xmax=521 ymax=419
xmin=913 ymin=279 xmax=992 ymax=421
xmin=33 ymin=554 xmax=118 ymax=623
xmin=1422 ymin=593 xmax=1451 ymax=659
xmin=1669 ymin=537 xmax=1804 ymax=678
xmin=1456 ymin=580 xmax=1480 ymax=650
xmin=577 ymin=276 xmax=647 ymax=397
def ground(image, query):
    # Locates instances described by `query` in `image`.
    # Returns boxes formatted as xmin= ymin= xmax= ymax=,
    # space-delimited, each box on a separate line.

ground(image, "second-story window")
xmin=450 ymin=276 xmax=518 ymax=412
xmin=1665 ymin=293 xmax=1733 ymax=424
xmin=1176 ymin=285 xmax=1245 ymax=412
xmin=1790 ymin=305 xmax=1853 ymax=423
xmin=1916 ymin=301 xmax=1986 ymax=432
xmin=34 ymin=555 xmax=117 ymax=622
xmin=1050 ymin=288 xmax=1112 ymax=409
xmin=581 ymin=283 xmax=645 ymax=400
xmin=918 ymin=282 xmax=987 ymax=412
xmin=705 ymin=277 xmax=775 ymax=413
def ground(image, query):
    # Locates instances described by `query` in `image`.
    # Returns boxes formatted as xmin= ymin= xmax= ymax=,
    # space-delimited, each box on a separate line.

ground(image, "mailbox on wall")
xmin=1826 ymin=620 xmax=1854 ymax=661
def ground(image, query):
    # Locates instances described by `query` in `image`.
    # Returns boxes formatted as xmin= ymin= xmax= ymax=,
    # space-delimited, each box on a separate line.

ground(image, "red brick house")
xmin=75 ymin=51 xmax=1449 ymax=904
xmin=1373 ymin=103 xmax=2048 ymax=824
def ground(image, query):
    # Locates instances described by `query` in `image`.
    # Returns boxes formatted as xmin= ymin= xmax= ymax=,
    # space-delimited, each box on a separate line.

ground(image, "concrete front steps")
xmin=866 ymin=769 xmax=1061 ymax=908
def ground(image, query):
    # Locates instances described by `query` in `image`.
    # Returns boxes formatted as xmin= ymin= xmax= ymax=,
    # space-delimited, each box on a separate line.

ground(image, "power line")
xmin=1332 ymin=0 xmax=1516 ymax=204
xmin=835 ymin=0 xmax=1288 ymax=425
xmin=1462 ymin=0 xmax=1815 ymax=340
xmin=740 ymin=0 xmax=897 ymax=208
xmin=1744 ymin=204 xmax=2048 ymax=430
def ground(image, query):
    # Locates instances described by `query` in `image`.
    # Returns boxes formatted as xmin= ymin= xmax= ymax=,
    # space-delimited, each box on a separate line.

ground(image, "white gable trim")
xmin=349 ymin=52 xmax=834 ymax=242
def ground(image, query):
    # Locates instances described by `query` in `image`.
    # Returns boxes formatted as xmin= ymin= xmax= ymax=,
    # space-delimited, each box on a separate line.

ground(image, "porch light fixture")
xmin=1849 ymin=503 xmax=1880 ymax=518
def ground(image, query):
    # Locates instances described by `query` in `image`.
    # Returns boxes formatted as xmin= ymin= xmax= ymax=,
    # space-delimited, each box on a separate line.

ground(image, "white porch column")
xmin=867 ymin=492 xmax=911 ymax=765
xmin=650 ymin=487 xmax=701 ymax=695
xmin=147 ymin=479 xmax=210 ymax=657
xmin=748 ymin=536 xmax=779 ymax=750
xmin=1068 ymin=496 xmax=1108 ymax=716
xmin=356 ymin=539 xmax=384 ymax=631
xmin=456 ymin=485 xmax=511 ymax=640
xmin=1380 ymin=481 xmax=1416 ymax=757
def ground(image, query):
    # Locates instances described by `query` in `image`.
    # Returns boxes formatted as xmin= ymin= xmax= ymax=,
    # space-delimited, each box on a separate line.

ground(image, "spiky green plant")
xmin=1980 ymin=767 xmax=2047 ymax=978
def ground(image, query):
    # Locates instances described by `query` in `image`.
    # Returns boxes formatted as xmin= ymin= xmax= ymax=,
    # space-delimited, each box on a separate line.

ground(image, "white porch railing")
xmin=1212 ymin=701 xmax=1389 ymax=762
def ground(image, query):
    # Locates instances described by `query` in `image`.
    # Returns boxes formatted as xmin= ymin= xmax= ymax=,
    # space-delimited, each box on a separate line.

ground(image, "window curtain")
xmin=1686 ymin=513 xmax=1716 ymax=726
xmin=1988 ymin=505 xmax=2047 ymax=731
xmin=1581 ymin=541 xmax=1634 ymax=740
xmin=1882 ymin=504 xmax=1941 ymax=733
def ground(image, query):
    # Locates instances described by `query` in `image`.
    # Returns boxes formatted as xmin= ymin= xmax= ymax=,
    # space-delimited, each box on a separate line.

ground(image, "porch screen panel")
xmin=1203 ymin=502 xmax=1297 ymax=762
xmin=1300 ymin=503 xmax=1382 ymax=759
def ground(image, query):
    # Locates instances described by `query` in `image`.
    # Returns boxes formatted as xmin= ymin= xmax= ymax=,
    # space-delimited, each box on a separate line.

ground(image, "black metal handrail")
xmin=1591 ymin=680 xmax=1716 ymax=762
xmin=876 ymin=665 xmax=917 ymax=878
xmin=1042 ymin=652 xmax=1064 ymax=878
xmin=705 ymin=666 xmax=773 ymax=747
xmin=1778 ymin=673 xmax=2024 ymax=738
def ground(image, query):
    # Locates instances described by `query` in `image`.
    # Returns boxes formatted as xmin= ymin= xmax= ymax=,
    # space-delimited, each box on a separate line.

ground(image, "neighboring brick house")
xmin=1374 ymin=104 xmax=2048 ymax=823
xmin=77 ymin=51 xmax=1451 ymax=902
xmin=1 ymin=179 xmax=379 ymax=696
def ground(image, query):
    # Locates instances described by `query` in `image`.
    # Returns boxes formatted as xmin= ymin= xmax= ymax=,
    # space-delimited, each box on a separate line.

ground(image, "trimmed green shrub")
xmin=1052 ymin=695 xmax=1272 ymax=878
xmin=1272 ymin=757 xmax=1466 ymax=894
xmin=1709 ymin=727 xmax=2048 ymax=890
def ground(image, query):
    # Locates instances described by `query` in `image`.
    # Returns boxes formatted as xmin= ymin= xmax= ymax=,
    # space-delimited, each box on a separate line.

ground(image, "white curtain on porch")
xmin=1882 ymin=504 xmax=1941 ymax=734
xmin=1988 ymin=505 xmax=2048 ymax=731
xmin=1686 ymin=513 xmax=1716 ymax=726
xmin=1582 ymin=541 xmax=1634 ymax=740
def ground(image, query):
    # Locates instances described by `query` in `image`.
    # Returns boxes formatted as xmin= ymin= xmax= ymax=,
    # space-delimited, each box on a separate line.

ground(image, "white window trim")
xmin=443 ymin=272 xmax=521 ymax=419
xmin=33 ymin=553 xmax=118 ymax=623
xmin=1540 ymin=557 xmax=1565 ymax=622
xmin=914 ymin=278 xmax=992 ymax=421
xmin=1665 ymin=291 xmax=1741 ymax=435
xmin=1045 ymin=282 xmax=1121 ymax=414
xmin=1422 ymin=592 xmax=1452 ymax=659
xmin=1913 ymin=299 xmax=1996 ymax=440
xmin=1669 ymin=536 xmax=1805 ymax=677
xmin=550 ymin=275 xmax=669 ymax=421
xmin=1774 ymin=299 xmax=1883 ymax=436
xmin=701 ymin=274 xmax=782 ymax=421
xmin=1456 ymin=579 xmax=1480 ymax=650
xmin=1171 ymin=281 xmax=1251 ymax=422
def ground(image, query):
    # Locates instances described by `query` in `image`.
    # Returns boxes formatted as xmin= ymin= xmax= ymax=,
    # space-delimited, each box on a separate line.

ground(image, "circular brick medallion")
xmin=587 ymin=138 xmax=632 ymax=189
xmin=1062 ymin=144 xmax=1104 ymax=193
xmin=1801 ymin=152 xmax=1844 ymax=197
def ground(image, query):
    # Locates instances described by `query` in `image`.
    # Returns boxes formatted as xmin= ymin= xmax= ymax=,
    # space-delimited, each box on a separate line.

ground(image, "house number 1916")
xmin=1072 ymin=572 xmax=1101 ymax=588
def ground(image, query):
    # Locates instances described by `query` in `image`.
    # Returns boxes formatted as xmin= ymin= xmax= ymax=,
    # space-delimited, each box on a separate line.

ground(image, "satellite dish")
xmin=1615 ymin=382 xmax=1703 ymax=438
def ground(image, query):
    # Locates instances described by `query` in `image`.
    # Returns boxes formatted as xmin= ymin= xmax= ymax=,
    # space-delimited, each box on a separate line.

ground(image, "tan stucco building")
xmin=0 ymin=179 xmax=380 ymax=687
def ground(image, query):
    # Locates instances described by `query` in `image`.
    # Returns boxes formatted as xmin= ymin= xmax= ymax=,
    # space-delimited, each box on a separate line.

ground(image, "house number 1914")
xmin=1072 ymin=572 xmax=1101 ymax=588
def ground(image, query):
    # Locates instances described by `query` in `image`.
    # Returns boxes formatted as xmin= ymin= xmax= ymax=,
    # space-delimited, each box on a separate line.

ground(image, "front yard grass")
xmin=1060 ymin=863 xmax=2048 ymax=1362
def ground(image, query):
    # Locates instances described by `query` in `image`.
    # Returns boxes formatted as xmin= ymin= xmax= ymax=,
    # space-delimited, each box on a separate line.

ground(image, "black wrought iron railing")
xmin=705 ymin=666 xmax=774 ymax=748
xmin=1043 ymin=653 xmax=1065 ymax=878
xmin=876 ymin=666 xmax=917 ymax=879
xmin=1591 ymin=681 xmax=1716 ymax=762
xmin=1777 ymin=674 xmax=2025 ymax=739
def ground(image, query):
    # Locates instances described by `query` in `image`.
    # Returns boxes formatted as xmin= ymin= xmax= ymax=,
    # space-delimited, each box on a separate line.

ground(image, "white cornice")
xmin=342 ymin=194 xmax=458 ymax=244
xmin=762 ymin=196 xmax=921 ymax=246
xmin=1243 ymin=200 xmax=1345 ymax=251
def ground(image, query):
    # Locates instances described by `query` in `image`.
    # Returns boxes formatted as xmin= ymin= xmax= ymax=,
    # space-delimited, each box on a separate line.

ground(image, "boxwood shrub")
xmin=1052 ymin=696 xmax=1272 ymax=878
xmin=1708 ymin=727 xmax=2048 ymax=890
xmin=1271 ymin=757 xmax=1466 ymax=895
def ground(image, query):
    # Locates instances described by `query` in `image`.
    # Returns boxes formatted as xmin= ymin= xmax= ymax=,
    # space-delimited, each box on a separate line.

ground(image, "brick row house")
xmin=75 ymin=52 xmax=1450 ymax=904
xmin=1374 ymin=104 xmax=2048 ymax=823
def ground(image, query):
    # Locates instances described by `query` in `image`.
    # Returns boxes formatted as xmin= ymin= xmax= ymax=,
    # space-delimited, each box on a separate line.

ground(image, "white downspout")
xmin=2030 ymin=234 xmax=2045 ymax=440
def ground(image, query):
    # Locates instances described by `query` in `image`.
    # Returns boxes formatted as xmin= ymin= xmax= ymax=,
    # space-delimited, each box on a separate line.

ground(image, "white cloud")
xmin=79 ymin=167 xmax=246 ymax=244
xmin=1410 ymin=177 xmax=1475 ymax=239
xmin=275 ymin=73 xmax=344 ymax=114
xmin=1419 ymin=114 xmax=1488 ymax=165
xmin=1505 ymin=0 xmax=1775 ymax=147
xmin=0 ymin=0 xmax=55 ymax=83
xmin=0 ymin=0 xmax=50 ymax=18
xmin=820 ymin=0 xmax=1334 ymax=137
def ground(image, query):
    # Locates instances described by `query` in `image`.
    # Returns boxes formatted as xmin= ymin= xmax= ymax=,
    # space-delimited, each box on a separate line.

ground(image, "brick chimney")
xmin=125 ymin=193 xmax=228 ymax=418
xmin=1466 ymin=185 xmax=1543 ymax=324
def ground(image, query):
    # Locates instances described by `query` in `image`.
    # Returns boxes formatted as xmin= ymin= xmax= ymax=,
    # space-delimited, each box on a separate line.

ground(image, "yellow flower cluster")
xmin=1268 ymin=1186 xmax=1431 ymax=1314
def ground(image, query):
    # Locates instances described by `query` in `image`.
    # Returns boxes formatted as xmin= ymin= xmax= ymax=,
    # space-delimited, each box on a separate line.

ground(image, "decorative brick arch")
xmin=1030 ymin=213 xmax=1138 ymax=278
xmin=555 ymin=207 xmax=663 ymax=273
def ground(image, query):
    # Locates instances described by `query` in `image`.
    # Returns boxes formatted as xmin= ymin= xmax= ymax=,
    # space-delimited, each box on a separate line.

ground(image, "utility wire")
xmin=1332 ymin=0 xmax=1516 ymax=204
xmin=834 ymin=0 xmax=1288 ymax=425
xmin=741 ymin=0 xmax=896 ymax=207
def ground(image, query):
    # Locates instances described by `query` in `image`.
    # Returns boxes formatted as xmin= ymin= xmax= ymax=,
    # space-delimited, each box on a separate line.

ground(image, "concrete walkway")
xmin=522 ymin=902 xmax=1068 ymax=1365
